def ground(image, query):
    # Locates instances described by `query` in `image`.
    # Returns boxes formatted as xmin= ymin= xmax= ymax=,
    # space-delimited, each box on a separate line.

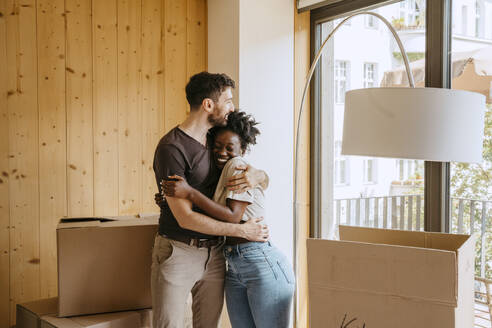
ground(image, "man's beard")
xmin=208 ymin=112 xmax=228 ymax=127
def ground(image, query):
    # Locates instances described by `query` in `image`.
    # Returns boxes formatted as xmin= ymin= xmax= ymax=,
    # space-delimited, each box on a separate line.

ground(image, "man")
xmin=152 ymin=72 xmax=269 ymax=328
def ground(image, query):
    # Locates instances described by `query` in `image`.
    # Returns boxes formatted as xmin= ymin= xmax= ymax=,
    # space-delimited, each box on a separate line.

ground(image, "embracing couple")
xmin=151 ymin=72 xmax=294 ymax=328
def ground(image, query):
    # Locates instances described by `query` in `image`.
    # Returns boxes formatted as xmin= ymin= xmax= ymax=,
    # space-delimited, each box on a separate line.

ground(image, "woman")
xmin=161 ymin=110 xmax=295 ymax=328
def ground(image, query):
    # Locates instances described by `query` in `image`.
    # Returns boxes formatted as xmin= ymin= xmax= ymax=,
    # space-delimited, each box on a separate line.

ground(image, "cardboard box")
xmin=307 ymin=225 xmax=475 ymax=328
xmin=16 ymin=298 xmax=58 ymax=328
xmin=40 ymin=309 xmax=153 ymax=328
xmin=57 ymin=215 xmax=158 ymax=317
xmin=16 ymin=298 xmax=152 ymax=328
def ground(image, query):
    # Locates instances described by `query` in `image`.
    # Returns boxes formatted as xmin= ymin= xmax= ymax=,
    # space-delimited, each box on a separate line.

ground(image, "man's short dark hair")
xmin=185 ymin=72 xmax=235 ymax=110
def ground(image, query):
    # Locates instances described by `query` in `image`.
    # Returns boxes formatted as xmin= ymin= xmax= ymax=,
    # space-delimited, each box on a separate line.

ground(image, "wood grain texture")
xmin=0 ymin=1 xmax=11 ymax=326
xmin=7 ymin=0 xmax=40 ymax=322
xmin=2 ymin=1 xmax=207 ymax=325
xmin=141 ymin=0 xmax=164 ymax=213
xmin=93 ymin=0 xmax=118 ymax=216
xmin=164 ymin=0 xmax=187 ymax=132
xmin=66 ymin=0 xmax=93 ymax=217
xmin=117 ymin=0 xmax=142 ymax=214
xmin=37 ymin=0 xmax=67 ymax=300
xmin=186 ymin=0 xmax=206 ymax=85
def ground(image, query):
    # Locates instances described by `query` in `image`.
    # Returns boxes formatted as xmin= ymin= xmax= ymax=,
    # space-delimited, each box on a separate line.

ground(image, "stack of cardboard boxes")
xmin=17 ymin=214 xmax=159 ymax=328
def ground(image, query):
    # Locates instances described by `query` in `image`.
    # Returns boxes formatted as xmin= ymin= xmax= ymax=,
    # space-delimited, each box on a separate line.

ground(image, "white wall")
xmin=208 ymin=0 xmax=295 ymax=260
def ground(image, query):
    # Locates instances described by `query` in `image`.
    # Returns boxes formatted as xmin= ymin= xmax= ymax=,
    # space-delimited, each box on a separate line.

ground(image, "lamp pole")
xmin=292 ymin=11 xmax=415 ymax=326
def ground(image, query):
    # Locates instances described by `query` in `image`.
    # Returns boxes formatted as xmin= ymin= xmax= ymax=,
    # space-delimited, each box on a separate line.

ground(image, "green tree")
xmin=451 ymin=103 xmax=492 ymax=278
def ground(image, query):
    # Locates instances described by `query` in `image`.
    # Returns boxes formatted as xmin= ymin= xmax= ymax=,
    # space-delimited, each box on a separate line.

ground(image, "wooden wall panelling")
xmin=141 ymin=0 xmax=164 ymax=213
xmin=37 ymin=0 xmax=66 ymax=300
xmin=186 ymin=0 xmax=207 ymax=98
xmin=117 ymin=0 xmax=142 ymax=215
xmin=0 ymin=1 xmax=10 ymax=326
xmin=66 ymin=0 xmax=93 ymax=217
xmin=6 ymin=0 xmax=40 ymax=322
xmin=0 ymin=1 xmax=210 ymax=325
xmin=93 ymin=0 xmax=118 ymax=216
xmin=164 ymin=0 xmax=187 ymax=132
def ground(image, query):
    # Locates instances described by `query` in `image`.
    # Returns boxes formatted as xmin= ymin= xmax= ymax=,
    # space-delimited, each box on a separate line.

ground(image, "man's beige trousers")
xmin=151 ymin=234 xmax=226 ymax=328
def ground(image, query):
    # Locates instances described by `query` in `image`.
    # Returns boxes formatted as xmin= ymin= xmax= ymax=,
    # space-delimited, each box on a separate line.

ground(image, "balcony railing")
xmin=334 ymin=195 xmax=492 ymax=278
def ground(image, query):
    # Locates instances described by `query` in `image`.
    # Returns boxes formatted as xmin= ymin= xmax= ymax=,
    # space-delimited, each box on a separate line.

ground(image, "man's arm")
xmin=166 ymin=196 xmax=268 ymax=241
xmin=161 ymin=175 xmax=249 ymax=224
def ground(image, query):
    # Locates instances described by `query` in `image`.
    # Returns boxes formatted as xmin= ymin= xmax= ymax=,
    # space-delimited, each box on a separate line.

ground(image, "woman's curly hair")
xmin=208 ymin=110 xmax=260 ymax=153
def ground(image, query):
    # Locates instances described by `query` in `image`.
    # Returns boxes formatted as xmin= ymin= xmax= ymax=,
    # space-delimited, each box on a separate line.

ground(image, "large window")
xmin=311 ymin=0 xmax=491 ymax=284
xmin=316 ymin=0 xmax=426 ymax=238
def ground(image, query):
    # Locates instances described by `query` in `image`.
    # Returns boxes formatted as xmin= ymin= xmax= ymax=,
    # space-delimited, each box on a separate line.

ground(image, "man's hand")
xmin=238 ymin=217 xmax=269 ymax=241
xmin=226 ymin=164 xmax=268 ymax=194
xmin=161 ymin=175 xmax=193 ymax=199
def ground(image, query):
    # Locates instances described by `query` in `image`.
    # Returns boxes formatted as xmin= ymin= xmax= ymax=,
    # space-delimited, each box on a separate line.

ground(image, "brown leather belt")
xmin=225 ymin=236 xmax=250 ymax=245
xmin=163 ymin=233 xmax=224 ymax=248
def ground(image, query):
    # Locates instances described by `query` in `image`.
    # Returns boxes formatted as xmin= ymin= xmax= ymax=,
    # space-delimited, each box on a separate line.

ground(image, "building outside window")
xmin=365 ymin=13 xmax=378 ymax=28
xmin=334 ymin=141 xmax=349 ymax=185
xmin=462 ymin=5 xmax=468 ymax=35
xmin=399 ymin=0 xmax=421 ymax=27
xmin=475 ymin=0 xmax=483 ymax=38
xmin=334 ymin=60 xmax=349 ymax=104
xmin=363 ymin=159 xmax=377 ymax=184
xmin=395 ymin=159 xmax=422 ymax=181
xmin=363 ymin=63 xmax=378 ymax=88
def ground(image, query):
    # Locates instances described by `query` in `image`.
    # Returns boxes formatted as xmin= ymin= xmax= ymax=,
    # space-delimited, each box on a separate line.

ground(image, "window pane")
xmin=451 ymin=0 xmax=492 ymax=280
xmin=319 ymin=0 xmax=426 ymax=238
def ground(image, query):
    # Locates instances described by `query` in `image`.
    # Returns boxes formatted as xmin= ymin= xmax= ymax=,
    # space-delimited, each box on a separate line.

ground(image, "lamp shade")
xmin=341 ymin=87 xmax=485 ymax=163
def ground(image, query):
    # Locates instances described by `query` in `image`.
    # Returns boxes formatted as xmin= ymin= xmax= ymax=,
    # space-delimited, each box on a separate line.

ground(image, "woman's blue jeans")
xmin=223 ymin=241 xmax=295 ymax=328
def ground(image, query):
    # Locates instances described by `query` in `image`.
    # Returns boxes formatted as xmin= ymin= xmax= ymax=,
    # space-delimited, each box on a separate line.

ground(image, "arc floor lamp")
xmin=292 ymin=11 xmax=485 ymax=326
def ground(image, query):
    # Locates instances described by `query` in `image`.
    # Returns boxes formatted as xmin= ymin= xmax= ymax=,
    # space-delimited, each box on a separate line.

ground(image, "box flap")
xmin=307 ymin=238 xmax=458 ymax=307
xmin=57 ymin=215 xmax=157 ymax=230
xmin=339 ymin=225 xmax=426 ymax=248
xmin=339 ymin=225 xmax=471 ymax=252
xmin=425 ymin=233 xmax=470 ymax=252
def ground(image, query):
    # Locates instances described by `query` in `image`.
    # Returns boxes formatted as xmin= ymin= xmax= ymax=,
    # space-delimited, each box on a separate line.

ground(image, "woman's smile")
xmin=213 ymin=130 xmax=243 ymax=169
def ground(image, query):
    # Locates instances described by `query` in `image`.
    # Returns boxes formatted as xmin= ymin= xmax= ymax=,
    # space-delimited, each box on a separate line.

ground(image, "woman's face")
xmin=213 ymin=130 xmax=243 ymax=169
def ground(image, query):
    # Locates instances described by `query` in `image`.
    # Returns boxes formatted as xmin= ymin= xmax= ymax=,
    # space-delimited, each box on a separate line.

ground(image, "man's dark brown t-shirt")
xmin=153 ymin=126 xmax=219 ymax=239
